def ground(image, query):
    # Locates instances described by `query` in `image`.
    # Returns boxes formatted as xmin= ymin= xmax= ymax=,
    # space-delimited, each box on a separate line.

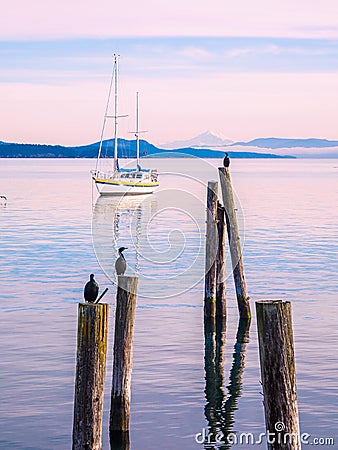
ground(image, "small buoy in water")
xmin=0 ymin=195 xmax=7 ymax=206
xmin=84 ymin=273 xmax=99 ymax=303
xmin=223 ymin=152 xmax=230 ymax=168
xmin=115 ymin=247 xmax=128 ymax=275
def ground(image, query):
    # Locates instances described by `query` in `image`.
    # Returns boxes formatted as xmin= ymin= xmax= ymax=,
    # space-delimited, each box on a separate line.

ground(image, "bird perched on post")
xmin=84 ymin=273 xmax=99 ymax=303
xmin=115 ymin=247 xmax=128 ymax=275
xmin=223 ymin=152 xmax=230 ymax=168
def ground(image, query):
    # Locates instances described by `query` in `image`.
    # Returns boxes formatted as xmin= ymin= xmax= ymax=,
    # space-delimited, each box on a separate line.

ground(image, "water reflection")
xmin=110 ymin=431 xmax=130 ymax=450
xmin=92 ymin=190 xmax=206 ymax=299
xmin=0 ymin=195 xmax=7 ymax=207
xmin=204 ymin=319 xmax=226 ymax=448
xmin=0 ymin=159 xmax=336 ymax=449
xmin=92 ymin=194 xmax=157 ymax=284
xmin=204 ymin=318 xmax=251 ymax=449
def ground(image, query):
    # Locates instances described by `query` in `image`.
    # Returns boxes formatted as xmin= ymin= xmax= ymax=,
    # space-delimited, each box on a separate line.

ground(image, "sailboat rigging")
xmin=91 ymin=54 xmax=159 ymax=195
xmin=131 ymin=91 xmax=147 ymax=170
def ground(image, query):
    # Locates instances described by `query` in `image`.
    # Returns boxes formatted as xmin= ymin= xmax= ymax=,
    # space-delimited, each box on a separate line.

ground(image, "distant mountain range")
xmin=161 ymin=130 xmax=234 ymax=149
xmin=161 ymin=132 xmax=338 ymax=158
xmin=232 ymin=137 xmax=338 ymax=149
xmin=163 ymin=132 xmax=338 ymax=149
xmin=0 ymin=138 xmax=293 ymax=159
xmin=2 ymin=131 xmax=338 ymax=158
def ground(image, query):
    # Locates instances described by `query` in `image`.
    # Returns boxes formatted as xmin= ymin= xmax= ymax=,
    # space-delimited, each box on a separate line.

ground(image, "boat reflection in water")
xmin=92 ymin=194 xmax=157 ymax=284
xmin=92 ymin=186 xmax=206 ymax=299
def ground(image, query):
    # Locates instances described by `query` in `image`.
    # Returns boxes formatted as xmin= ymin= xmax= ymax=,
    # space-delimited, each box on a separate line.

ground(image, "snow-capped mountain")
xmin=160 ymin=130 xmax=233 ymax=149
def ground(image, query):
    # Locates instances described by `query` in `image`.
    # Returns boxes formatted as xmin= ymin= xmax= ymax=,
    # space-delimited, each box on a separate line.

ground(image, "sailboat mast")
xmin=95 ymin=57 xmax=115 ymax=173
xmin=136 ymin=91 xmax=140 ymax=167
xmin=113 ymin=54 xmax=119 ymax=172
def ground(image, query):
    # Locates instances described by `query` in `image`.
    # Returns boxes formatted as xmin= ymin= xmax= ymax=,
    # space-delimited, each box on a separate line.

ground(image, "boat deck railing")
xmin=91 ymin=169 xmax=158 ymax=183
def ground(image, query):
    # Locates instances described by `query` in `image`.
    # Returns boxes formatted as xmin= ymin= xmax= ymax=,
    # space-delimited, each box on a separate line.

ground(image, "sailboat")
xmin=91 ymin=54 xmax=159 ymax=196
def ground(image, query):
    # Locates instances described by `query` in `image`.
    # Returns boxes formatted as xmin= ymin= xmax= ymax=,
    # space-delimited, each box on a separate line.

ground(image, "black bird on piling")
xmin=115 ymin=247 xmax=128 ymax=275
xmin=84 ymin=273 xmax=99 ymax=303
xmin=223 ymin=152 xmax=230 ymax=168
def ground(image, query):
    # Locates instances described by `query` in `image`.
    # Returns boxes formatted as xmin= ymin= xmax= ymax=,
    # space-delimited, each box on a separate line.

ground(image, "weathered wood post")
xmin=110 ymin=276 xmax=138 ymax=435
xmin=72 ymin=302 xmax=110 ymax=450
xmin=204 ymin=181 xmax=218 ymax=321
xmin=256 ymin=300 xmax=300 ymax=450
xmin=218 ymin=167 xmax=251 ymax=319
xmin=216 ymin=202 xmax=226 ymax=320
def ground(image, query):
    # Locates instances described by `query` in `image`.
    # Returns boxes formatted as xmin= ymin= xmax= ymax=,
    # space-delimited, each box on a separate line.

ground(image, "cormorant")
xmin=84 ymin=273 xmax=99 ymax=303
xmin=223 ymin=152 xmax=230 ymax=168
xmin=115 ymin=247 xmax=128 ymax=275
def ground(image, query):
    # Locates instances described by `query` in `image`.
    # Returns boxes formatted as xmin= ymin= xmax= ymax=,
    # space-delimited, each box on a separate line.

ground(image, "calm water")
xmin=0 ymin=158 xmax=337 ymax=449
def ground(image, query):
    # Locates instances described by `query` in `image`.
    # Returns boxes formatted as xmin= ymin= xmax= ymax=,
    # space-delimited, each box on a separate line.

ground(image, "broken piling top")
xmin=218 ymin=167 xmax=251 ymax=319
xmin=256 ymin=300 xmax=300 ymax=450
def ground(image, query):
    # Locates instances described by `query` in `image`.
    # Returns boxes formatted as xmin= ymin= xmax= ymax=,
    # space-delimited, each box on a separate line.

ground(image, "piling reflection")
xmin=204 ymin=319 xmax=227 ymax=447
xmin=110 ymin=431 xmax=130 ymax=450
xmin=204 ymin=318 xmax=251 ymax=449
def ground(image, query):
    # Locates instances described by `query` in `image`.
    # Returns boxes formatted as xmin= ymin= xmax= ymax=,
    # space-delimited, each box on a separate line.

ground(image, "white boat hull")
xmin=94 ymin=178 xmax=159 ymax=196
xmin=92 ymin=56 xmax=160 ymax=196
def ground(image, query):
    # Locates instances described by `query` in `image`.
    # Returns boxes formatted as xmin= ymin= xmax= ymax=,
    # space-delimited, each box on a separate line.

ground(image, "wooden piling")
xmin=256 ymin=300 xmax=300 ymax=450
xmin=216 ymin=202 xmax=226 ymax=320
xmin=110 ymin=276 xmax=138 ymax=433
xmin=204 ymin=181 xmax=218 ymax=320
xmin=218 ymin=167 xmax=251 ymax=319
xmin=72 ymin=302 xmax=109 ymax=450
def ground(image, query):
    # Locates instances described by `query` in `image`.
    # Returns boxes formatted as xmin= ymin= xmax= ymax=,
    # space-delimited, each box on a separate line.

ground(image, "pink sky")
xmin=2 ymin=0 xmax=338 ymax=40
xmin=1 ymin=72 xmax=337 ymax=146
xmin=1 ymin=0 xmax=338 ymax=145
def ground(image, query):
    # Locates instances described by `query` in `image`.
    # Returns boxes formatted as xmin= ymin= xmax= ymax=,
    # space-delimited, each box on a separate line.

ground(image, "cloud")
xmin=177 ymin=47 xmax=212 ymax=59
xmin=226 ymin=48 xmax=255 ymax=58
xmin=1 ymin=36 xmax=338 ymax=145
xmin=2 ymin=0 xmax=338 ymax=39
xmin=1 ymin=71 xmax=337 ymax=145
xmin=3 ymin=37 xmax=338 ymax=85
xmin=226 ymin=45 xmax=281 ymax=58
